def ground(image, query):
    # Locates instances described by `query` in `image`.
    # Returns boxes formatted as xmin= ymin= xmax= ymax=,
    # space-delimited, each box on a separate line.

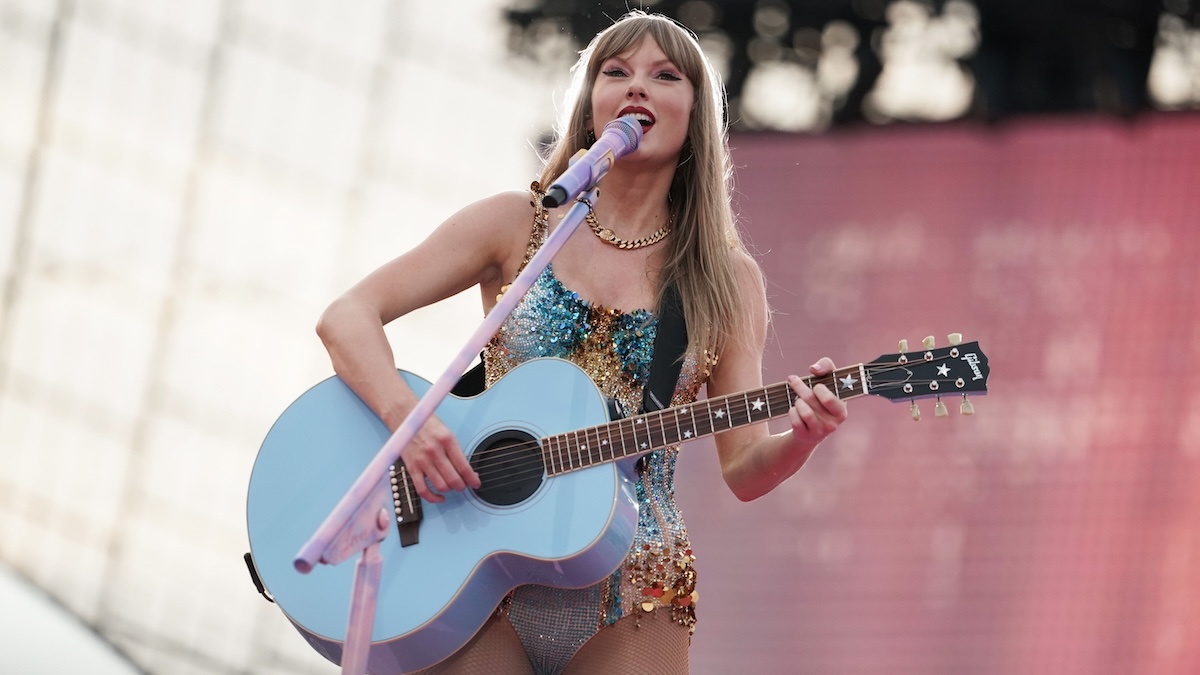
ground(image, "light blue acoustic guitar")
xmin=246 ymin=337 xmax=989 ymax=673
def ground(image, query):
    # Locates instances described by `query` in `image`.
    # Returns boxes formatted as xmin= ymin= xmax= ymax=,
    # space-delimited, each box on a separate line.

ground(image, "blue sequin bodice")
xmin=481 ymin=186 xmax=707 ymax=674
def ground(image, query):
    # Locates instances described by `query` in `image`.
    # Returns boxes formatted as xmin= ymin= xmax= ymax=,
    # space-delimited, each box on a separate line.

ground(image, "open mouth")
xmin=619 ymin=107 xmax=655 ymax=131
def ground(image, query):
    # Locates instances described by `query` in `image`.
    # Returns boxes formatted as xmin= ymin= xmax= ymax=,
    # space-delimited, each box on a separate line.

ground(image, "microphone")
xmin=542 ymin=116 xmax=643 ymax=208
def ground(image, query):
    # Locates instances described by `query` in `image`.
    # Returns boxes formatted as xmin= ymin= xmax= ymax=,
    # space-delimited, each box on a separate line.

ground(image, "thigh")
xmin=562 ymin=609 xmax=691 ymax=675
xmin=409 ymin=613 xmax=534 ymax=675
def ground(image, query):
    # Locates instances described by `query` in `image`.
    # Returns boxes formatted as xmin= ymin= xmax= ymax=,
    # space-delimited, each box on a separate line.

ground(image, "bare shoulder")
xmin=729 ymin=246 xmax=768 ymax=305
xmin=434 ymin=187 xmax=544 ymax=291
xmin=467 ymin=188 xmax=540 ymax=221
xmin=425 ymin=187 xmax=539 ymax=263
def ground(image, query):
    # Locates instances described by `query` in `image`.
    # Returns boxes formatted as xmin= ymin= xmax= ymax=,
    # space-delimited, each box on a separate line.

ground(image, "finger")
xmin=405 ymin=465 xmax=444 ymax=504
xmin=431 ymin=427 xmax=480 ymax=489
xmin=789 ymin=398 xmax=817 ymax=432
xmin=812 ymin=383 xmax=849 ymax=422
xmin=786 ymin=377 xmax=814 ymax=419
xmin=447 ymin=446 xmax=481 ymax=490
xmin=431 ymin=454 xmax=469 ymax=493
xmin=423 ymin=451 xmax=463 ymax=493
xmin=788 ymin=376 xmax=840 ymax=436
xmin=809 ymin=357 xmax=835 ymax=375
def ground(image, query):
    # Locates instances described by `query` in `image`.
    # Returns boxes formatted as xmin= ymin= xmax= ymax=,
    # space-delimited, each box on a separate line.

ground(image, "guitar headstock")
xmin=865 ymin=333 xmax=989 ymax=420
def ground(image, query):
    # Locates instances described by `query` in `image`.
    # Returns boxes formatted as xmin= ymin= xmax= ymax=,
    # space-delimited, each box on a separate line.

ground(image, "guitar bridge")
xmin=389 ymin=464 xmax=422 ymax=547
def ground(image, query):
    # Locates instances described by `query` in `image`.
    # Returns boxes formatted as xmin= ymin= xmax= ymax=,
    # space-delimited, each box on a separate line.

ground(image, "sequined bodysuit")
xmin=480 ymin=185 xmax=708 ymax=674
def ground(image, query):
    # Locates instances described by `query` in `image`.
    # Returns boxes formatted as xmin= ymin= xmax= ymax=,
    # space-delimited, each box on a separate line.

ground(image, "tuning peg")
xmin=960 ymin=395 xmax=974 ymax=416
xmin=898 ymin=339 xmax=909 ymax=353
xmin=948 ymin=332 xmax=962 ymax=346
xmin=934 ymin=396 xmax=948 ymax=417
xmin=923 ymin=336 xmax=936 ymax=350
xmin=910 ymin=401 xmax=921 ymax=421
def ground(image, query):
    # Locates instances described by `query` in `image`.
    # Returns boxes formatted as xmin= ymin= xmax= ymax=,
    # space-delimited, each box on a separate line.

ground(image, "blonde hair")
xmin=537 ymin=11 xmax=754 ymax=361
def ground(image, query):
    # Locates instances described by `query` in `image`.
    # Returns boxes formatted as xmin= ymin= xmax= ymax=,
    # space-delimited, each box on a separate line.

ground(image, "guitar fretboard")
xmin=542 ymin=364 xmax=869 ymax=476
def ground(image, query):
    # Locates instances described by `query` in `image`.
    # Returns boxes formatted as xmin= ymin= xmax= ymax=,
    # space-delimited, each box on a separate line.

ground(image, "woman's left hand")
xmin=786 ymin=357 xmax=849 ymax=447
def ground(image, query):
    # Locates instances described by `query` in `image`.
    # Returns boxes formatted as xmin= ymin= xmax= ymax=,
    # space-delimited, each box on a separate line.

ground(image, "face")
xmin=590 ymin=34 xmax=694 ymax=164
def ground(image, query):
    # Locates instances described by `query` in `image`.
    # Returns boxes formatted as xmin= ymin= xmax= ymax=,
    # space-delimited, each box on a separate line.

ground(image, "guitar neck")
xmin=542 ymin=364 xmax=869 ymax=475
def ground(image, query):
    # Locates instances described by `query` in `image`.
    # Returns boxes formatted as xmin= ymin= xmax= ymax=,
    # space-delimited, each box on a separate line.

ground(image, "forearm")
xmin=721 ymin=428 xmax=820 ymax=502
xmin=315 ymin=297 xmax=418 ymax=431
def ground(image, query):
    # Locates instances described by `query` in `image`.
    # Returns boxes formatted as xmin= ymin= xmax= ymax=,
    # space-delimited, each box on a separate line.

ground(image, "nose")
xmin=626 ymin=81 xmax=648 ymax=100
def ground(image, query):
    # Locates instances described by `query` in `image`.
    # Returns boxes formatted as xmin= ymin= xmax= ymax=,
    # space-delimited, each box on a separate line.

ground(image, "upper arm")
xmin=708 ymin=250 xmax=772 ymax=470
xmin=338 ymin=190 xmax=535 ymax=323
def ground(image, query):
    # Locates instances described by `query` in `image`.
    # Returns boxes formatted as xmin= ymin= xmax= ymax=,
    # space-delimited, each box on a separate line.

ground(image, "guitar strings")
xmin=402 ymin=365 xmax=948 ymax=495
xmin=396 ymin=365 xmax=948 ymax=497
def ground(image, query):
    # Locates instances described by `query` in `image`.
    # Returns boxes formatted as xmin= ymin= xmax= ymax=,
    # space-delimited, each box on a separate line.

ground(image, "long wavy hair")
xmin=537 ymin=11 xmax=754 ymax=363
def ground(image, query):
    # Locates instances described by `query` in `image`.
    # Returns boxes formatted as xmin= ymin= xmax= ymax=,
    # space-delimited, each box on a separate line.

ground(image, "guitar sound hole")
xmin=470 ymin=430 xmax=544 ymax=507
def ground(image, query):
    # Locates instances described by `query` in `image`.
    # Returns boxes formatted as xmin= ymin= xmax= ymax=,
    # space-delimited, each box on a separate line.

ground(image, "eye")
xmin=656 ymin=71 xmax=682 ymax=81
xmin=602 ymin=68 xmax=627 ymax=77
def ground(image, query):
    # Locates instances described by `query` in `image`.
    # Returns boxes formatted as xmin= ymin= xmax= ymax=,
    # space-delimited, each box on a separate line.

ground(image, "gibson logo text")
xmin=962 ymin=353 xmax=984 ymax=381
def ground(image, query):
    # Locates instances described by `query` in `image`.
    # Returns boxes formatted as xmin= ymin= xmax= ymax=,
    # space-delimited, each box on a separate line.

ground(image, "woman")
xmin=316 ymin=11 xmax=848 ymax=674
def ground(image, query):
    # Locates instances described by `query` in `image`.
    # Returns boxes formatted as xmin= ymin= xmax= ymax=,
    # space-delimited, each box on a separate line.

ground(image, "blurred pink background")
xmin=678 ymin=112 xmax=1200 ymax=675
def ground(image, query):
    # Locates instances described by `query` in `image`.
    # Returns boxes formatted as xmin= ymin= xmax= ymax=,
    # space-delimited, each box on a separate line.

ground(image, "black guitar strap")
xmin=641 ymin=283 xmax=688 ymax=414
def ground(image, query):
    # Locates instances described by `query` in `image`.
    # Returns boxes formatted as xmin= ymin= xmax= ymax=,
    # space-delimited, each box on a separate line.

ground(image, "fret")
xmin=675 ymin=407 xmax=692 ymax=441
xmin=544 ymin=435 xmax=556 ymax=475
xmin=590 ymin=425 xmax=604 ymax=465
xmin=557 ymin=432 xmax=567 ymax=472
xmin=704 ymin=399 xmax=719 ymax=434
xmin=703 ymin=398 xmax=716 ymax=432
xmin=601 ymin=421 xmax=614 ymax=462
xmin=746 ymin=387 xmax=769 ymax=423
xmin=777 ymin=383 xmax=792 ymax=410
xmin=667 ymin=410 xmax=681 ymax=445
xmin=708 ymin=397 xmax=732 ymax=430
xmin=617 ymin=418 xmax=629 ymax=459
xmin=688 ymin=405 xmax=698 ymax=440
xmin=557 ymin=434 xmax=568 ymax=474
xmin=632 ymin=416 xmax=650 ymax=453
xmin=584 ymin=426 xmax=597 ymax=467
xmin=569 ymin=430 xmax=581 ymax=471
xmin=658 ymin=410 xmax=670 ymax=448
xmin=582 ymin=427 xmax=592 ymax=468
xmin=576 ymin=429 xmax=587 ymax=467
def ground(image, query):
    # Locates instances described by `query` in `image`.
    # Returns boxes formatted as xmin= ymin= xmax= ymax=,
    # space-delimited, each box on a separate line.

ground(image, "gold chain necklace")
xmin=586 ymin=210 xmax=671 ymax=250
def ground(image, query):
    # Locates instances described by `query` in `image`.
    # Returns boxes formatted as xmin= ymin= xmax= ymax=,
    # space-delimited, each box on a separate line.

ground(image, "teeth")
xmin=627 ymin=112 xmax=653 ymax=126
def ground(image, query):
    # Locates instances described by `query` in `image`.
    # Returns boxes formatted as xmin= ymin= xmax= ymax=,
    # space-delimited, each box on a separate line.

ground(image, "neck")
xmin=590 ymin=162 xmax=676 ymax=237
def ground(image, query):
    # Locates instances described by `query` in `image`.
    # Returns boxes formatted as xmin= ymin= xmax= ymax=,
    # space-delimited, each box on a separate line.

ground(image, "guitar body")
xmin=246 ymin=358 xmax=639 ymax=674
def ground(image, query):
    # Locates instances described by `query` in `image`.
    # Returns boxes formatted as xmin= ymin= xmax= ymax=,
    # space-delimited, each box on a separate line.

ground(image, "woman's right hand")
xmin=399 ymin=414 xmax=482 ymax=503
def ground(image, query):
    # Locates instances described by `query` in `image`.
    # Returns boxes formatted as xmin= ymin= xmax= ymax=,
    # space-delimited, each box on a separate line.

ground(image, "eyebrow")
xmin=603 ymin=55 xmax=682 ymax=71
